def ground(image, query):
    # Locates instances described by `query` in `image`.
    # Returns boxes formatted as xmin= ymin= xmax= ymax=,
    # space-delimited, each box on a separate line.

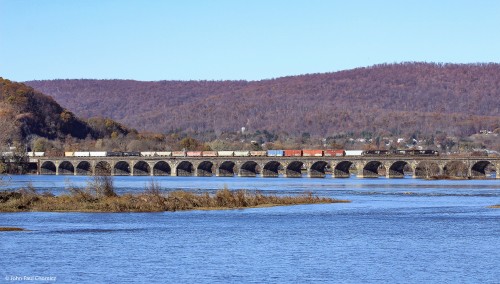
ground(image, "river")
xmin=1 ymin=175 xmax=499 ymax=283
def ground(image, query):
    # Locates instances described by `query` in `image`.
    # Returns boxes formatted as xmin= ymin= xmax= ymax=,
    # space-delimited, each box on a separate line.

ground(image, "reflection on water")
xmin=0 ymin=175 xmax=499 ymax=283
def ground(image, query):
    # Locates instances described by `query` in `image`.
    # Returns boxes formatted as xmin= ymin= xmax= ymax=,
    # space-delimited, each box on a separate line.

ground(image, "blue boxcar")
xmin=267 ymin=150 xmax=284 ymax=157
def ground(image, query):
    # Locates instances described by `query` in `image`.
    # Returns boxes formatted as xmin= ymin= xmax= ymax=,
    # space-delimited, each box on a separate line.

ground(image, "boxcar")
xmin=156 ymin=151 xmax=172 ymax=157
xmin=302 ymin=150 xmax=323 ymax=157
xmin=267 ymin=150 xmax=284 ymax=157
xmin=234 ymin=151 xmax=251 ymax=157
xmin=324 ymin=150 xmax=345 ymax=157
xmin=90 ymin=151 xmax=107 ymax=157
xmin=345 ymin=150 xmax=363 ymax=156
xmin=74 ymin=151 xmax=90 ymax=157
xmin=186 ymin=151 xmax=203 ymax=157
xmin=107 ymin=151 xmax=123 ymax=157
xmin=202 ymin=151 xmax=218 ymax=157
xmin=172 ymin=151 xmax=186 ymax=157
xmin=284 ymin=150 xmax=302 ymax=157
xmin=250 ymin=151 xmax=267 ymax=156
xmin=218 ymin=151 xmax=234 ymax=157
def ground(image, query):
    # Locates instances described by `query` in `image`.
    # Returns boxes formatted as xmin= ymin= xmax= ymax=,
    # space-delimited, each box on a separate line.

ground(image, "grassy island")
xmin=0 ymin=227 xmax=26 ymax=231
xmin=489 ymin=205 xmax=500 ymax=209
xmin=0 ymin=177 xmax=348 ymax=213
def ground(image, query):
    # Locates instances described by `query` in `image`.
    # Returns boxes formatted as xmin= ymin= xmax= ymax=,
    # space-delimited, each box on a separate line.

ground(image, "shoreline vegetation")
xmin=489 ymin=205 xmax=500 ymax=209
xmin=0 ymin=176 xmax=349 ymax=213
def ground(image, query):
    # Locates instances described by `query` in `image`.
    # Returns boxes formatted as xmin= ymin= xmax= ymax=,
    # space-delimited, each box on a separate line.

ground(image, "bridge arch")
xmin=95 ymin=161 xmax=112 ymax=176
xmin=153 ymin=161 xmax=171 ymax=176
xmin=133 ymin=161 xmax=151 ymax=176
xmin=309 ymin=161 xmax=328 ymax=178
xmin=471 ymin=160 xmax=496 ymax=178
xmin=443 ymin=161 xmax=468 ymax=177
xmin=218 ymin=161 xmax=237 ymax=177
xmin=415 ymin=161 xmax=440 ymax=178
xmin=333 ymin=161 xmax=355 ymax=178
xmin=177 ymin=161 xmax=194 ymax=176
xmin=286 ymin=161 xmax=304 ymax=177
xmin=362 ymin=161 xmax=386 ymax=178
xmin=58 ymin=161 xmax=74 ymax=175
xmin=197 ymin=161 xmax=214 ymax=177
xmin=388 ymin=161 xmax=413 ymax=178
xmin=40 ymin=161 xmax=56 ymax=175
xmin=239 ymin=161 xmax=261 ymax=177
xmin=114 ymin=161 xmax=131 ymax=176
xmin=263 ymin=161 xmax=282 ymax=177
xmin=76 ymin=161 xmax=92 ymax=175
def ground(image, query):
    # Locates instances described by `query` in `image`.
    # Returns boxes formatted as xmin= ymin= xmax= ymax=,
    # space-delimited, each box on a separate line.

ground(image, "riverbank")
xmin=0 ymin=188 xmax=347 ymax=213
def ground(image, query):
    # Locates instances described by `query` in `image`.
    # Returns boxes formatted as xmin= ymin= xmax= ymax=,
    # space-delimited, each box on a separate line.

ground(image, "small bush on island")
xmin=0 ymin=180 xmax=349 ymax=213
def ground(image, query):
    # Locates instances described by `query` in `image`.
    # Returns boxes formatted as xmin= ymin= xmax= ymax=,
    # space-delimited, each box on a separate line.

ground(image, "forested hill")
xmin=0 ymin=78 xmax=132 ymax=145
xmin=25 ymin=63 xmax=500 ymax=138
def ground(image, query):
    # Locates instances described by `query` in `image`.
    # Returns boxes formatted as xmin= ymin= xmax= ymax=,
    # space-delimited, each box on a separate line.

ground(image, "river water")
xmin=1 ymin=176 xmax=499 ymax=283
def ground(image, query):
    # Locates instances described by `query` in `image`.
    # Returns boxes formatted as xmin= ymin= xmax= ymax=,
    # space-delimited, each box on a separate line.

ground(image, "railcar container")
xmin=156 ymin=151 xmax=172 ymax=157
xmin=141 ymin=151 xmax=156 ymax=157
xmin=202 ymin=151 xmax=218 ymax=157
xmin=123 ymin=151 xmax=141 ymax=157
xmin=218 ymin=151 xmax=234 ymax=157
xmin=64 ymin=152 xmax=74 ymax=157
xmin=107 ymin=152 xmax=123 ymax=157
xmin=186 ymin=151 xmax=203 ymax=157
xmin=345 ymin=150 xmax=363 ymax=156
xmin=234 ymin=151 xmax=250 ymax=157
xmin=90 ymin=151 xmax=107 ymax=157
xmin=267 ymin=150 xmax=284 ymax=157
xmin=250 ymin=151 xmax=267 ymax=156
xmin=324 ymin=150 xmax=345 ymax=157
xmin=172 ymin=151 xmax=186 ymax=157
xmin=363 ymin=150 xmax=389 ymax=156
xmin=284 ymin=150 xmax=302 ymax=157
xmin=74 ymin=151 xmax=90 ymax=157
xmin=34 ymin=152 xmax=45 ymax=157
xmin=302 ymin=150 xmax=323 ymax=157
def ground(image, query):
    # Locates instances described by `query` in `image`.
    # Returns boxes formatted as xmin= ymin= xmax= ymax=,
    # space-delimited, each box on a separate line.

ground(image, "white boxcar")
xmin=74 ymin=151 xmax=90 ymax=157
xmin=156 ymin=151 xmax=172 ymax=157
xmin=345 ymin=150 xmax=363 ymax=156
xmin=34 ymin=152 xmax=45 ymax=157
xmin=233 ymin=151 xmax=250 ymax=157
xmin=141 ymin=151 xmax=156 ymax=157
xmin=217 ymin=151 xmax=234 ymax=157
xmin=90 ymin=151 xmax=107 ymax=157
xmin=64 ymin=152 xmax=74 ymax=157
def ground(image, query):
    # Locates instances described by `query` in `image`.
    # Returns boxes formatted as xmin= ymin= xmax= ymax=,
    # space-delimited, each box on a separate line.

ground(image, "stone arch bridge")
xmin=36 ymin=156 xmax=499 ymax=179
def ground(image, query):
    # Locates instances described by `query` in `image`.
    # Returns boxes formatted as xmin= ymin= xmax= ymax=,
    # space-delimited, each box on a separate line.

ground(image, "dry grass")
xmin=0 ymin=227 xmax=26 ymax=231
xmin=489 ymin=205 xmax=500 ymax=209
xmin=0 ymin=179 xmax=349 ymax=213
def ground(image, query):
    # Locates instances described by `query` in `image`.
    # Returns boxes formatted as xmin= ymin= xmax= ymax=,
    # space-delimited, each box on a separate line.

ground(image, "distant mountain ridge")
xmin=25 ymin=63 xmax=500 ymax=138
xmin=0 ymin=78 xmax=132 ymax=146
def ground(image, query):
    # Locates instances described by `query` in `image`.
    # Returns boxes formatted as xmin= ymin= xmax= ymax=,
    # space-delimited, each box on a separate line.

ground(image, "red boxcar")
xmin=324 ymin=150 xmax=345 ymax=157
xmin=202 ymin=151 xmax=218 ymax=157
xmin=284 ymin=150 xmax=303 ymax=157
xmin=186 ymin=151 xmax=202 ymax=157
xmin=302 ymin=150 xmax=323 ymax=157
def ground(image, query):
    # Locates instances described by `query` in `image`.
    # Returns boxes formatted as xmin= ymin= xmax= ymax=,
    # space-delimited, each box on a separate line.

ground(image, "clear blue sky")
xmin=1 ymin=0 xmax=499 ymax=81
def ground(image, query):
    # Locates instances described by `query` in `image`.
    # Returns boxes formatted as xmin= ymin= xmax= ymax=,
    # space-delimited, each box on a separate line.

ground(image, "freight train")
xmin=55 ymin=149 xmax=439 ymax=158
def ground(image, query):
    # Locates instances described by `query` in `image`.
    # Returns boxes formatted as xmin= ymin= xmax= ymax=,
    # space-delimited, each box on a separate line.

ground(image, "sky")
xmin=1 ymin=0 xmax=500 ymax=81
